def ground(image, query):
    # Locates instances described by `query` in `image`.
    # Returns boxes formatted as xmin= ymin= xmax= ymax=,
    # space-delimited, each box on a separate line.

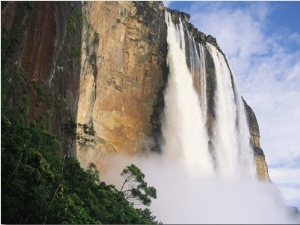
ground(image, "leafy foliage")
xmin=1 ymin=117 xmax=160 ymax=224
xmin=121 ymin=164 xmax=157 ymax=206
xmin=63 ymin=119 xmax=96 ymax=149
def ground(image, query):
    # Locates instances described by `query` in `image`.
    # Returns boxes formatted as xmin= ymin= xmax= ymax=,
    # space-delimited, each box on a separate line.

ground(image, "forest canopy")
xmin=1 ymin=116 xmax=160 ymax=224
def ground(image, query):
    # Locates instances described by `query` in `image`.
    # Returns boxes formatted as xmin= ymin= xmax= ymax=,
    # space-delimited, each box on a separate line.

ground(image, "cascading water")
xmin=206 ymin=43 xmax=256 ymax=177
xmin=187 ymin=30 xmax=208 ymax=122
xmin=163 ymin=11 xmax=256 ymax=178
xmin=162 ymin=12 xmax=214 ymax=177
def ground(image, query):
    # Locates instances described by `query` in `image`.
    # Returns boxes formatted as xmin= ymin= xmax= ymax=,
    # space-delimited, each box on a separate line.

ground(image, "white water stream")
xmin=162 ymin=12 xmax=214 ymax=177
xmin=206 ymin=43 xmax=255 ymax=177
xmin=163 ymin=12 xmax=256 ymax=178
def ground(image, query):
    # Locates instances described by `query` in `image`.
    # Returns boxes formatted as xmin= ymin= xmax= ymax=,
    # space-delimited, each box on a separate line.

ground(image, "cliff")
xmin=244 ymin=100 xmax=270 ymax=180
xmin=77 ymin=2 xmax=168 ymax=168
xmin=1 ymin=1 xmax=269 ymax=180
xmin=2 ymin=1 xmax=82 ymax=155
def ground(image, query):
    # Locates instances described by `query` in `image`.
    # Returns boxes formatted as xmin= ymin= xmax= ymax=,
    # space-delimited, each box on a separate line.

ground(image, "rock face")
xmin=2 ymin=1 xmax=269 ymax=180
xmin=244 ymin=100 xmax=270 ymax=180
xmin=1 ymin=1 xmax=82 ymax=154
xmin=77 ymin=1 xmax=168 ymax=167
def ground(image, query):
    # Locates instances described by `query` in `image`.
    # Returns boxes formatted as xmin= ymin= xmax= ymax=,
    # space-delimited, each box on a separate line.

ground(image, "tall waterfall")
xmin=206 ymin=43 xmax=255 ymax=177
xmin=163 ymin=11 xmax=256 ymax=178
xmin=162 ymin=12 xmax=214 ymax=177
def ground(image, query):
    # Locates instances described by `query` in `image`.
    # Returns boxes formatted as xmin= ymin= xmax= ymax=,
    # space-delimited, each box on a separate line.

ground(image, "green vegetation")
xmin=1 ymin=116 xmax=160 ymax=224
xmin=121 ymin=164 xmax=157 ymax=207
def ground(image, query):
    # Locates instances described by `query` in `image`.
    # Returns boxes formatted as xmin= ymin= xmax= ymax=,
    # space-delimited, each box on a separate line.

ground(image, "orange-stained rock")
xmin=244 ymin=100 xmax=270 ymax=180
xmin=77 ymin=1 xmax=167 ymax=167
xmin=255 ymin=156 xmax=270 ymax=181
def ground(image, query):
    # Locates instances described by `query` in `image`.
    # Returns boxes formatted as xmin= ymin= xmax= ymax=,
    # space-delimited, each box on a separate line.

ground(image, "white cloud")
xmin=240 ymin=45 xmax=300 ymax=169
xmin=269 ymin=167 xmax=300 ymax=207
xmin=186 ymin=2 xmax=300 ymax=208
xmin=189 ymin=2 xmax=270 ymax=57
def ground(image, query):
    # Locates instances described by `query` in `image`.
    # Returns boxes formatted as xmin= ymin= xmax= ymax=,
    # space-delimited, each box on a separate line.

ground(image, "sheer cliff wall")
xmin=2 ymin=1 xmax=82 ymax=155
xmin=1 ymin=1 xmax=269 ymax=180
xmin=76 ymin=2 xmax=168 ymax=168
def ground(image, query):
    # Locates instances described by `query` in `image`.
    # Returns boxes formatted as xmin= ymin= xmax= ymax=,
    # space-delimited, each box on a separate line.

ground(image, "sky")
xmin=163 ymin=1 xmax=300 ymax=210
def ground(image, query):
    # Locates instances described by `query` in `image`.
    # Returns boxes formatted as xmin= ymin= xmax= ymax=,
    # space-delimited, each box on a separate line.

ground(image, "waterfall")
xmin=187 ymin=30 xmax=208 ymax=121
xmin=199 ymin=44 xmax=208 ymax=121
xmin=163 ymin=11 xmax=256 ymax=178
xmin=162 ymin=12 xmax=214 ymax=177
xmin=206 ymin=43 xmax=255 ymax=177
xmin=233 ymin=73 xmax=256 ymax=177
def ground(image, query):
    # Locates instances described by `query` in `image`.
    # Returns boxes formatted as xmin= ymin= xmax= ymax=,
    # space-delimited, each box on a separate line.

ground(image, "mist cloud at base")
xmin=101 ymin=152 xmax=300 ymax=224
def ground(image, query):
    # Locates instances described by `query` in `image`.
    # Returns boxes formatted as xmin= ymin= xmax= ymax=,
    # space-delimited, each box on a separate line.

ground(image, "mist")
xmin=101 ymin=152 xmax=299 ymax=224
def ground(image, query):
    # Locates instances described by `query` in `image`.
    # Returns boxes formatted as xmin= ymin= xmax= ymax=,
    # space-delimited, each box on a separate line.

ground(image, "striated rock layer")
xmin=2 ymin=1 xmax=269 ymax=180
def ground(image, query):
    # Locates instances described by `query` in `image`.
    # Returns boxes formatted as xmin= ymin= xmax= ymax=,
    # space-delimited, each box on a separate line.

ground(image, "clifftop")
xmin=165 ymin=8 xmax=221 ymax=51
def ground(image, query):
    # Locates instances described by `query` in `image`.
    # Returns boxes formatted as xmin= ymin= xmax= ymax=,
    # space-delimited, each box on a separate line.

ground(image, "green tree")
xmin=120 ymin=164 xmax=157 ymax=207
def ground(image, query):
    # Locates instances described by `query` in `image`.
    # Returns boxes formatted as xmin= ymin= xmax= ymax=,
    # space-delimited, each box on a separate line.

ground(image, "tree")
xmin=120 ymin=164 xmax=157 ymax=207
xmin=1 ymin=115 xmax=160 ymax=224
